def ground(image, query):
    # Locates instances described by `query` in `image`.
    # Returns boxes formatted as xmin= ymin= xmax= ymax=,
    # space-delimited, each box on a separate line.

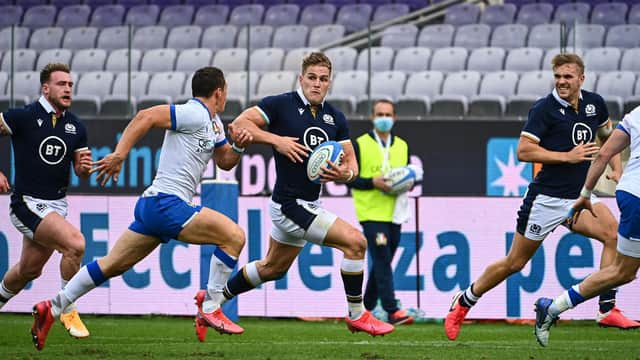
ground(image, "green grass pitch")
xmin=1 ymin=314 xmax=639 ymax=359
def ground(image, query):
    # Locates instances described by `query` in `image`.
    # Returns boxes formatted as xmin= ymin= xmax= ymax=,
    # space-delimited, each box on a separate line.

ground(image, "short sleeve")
xmin=256 ymin=95 xmax=282 ymax=126
xmin=213 ymin=114 xmax=227 ymax=148
xmin=334 ymin=111 xmax=350 ymax=142
xmin=520 ymin=103 xmax=548 ymax=143
xmin=172 ymin=103 xmax=205 ymax=133
xmin=597 ymin=95 xmax=610 ymax=127
xmin=1 ymin=107 xmax=27 ymax=136
xmin=74 ymin=121 xmax=88 ymax=151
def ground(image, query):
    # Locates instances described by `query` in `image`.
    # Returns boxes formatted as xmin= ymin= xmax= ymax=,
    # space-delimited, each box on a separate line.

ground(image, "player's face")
xmin=553 ymin=63 xmax=584 ymax=103
xmin=215 ymin=84 xmax=227 ymax=114
xmin=299 ymin=65 xmax=331 ymax=105
xmin=42 ymin=71 xmax=73 ymax=112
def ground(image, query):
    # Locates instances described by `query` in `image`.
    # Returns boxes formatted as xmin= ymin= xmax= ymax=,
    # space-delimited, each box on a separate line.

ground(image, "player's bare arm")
xmin=73 ymin=148 xmax=92 ymax=179
xmin=215 ymin=127 xmax=253 ymax=170
xmin=231 ymin=107 xmax=309 ymax=163
xmin=91 ymin=105 xmax=171 ymax=185
xmin=0 ymin=171 xmax=9 ymax=193
xmin=597 ymin=119 xmax=623 ymax=183
xmin=320 ymin=141 xmax=359 ymax=183
xmin=517 ymin=134 xmax=599 ymax=164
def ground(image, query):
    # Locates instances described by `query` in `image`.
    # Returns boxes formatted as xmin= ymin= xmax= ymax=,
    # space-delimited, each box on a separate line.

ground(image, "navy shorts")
xmin=129 ymin=192 xmax=202 ymax=243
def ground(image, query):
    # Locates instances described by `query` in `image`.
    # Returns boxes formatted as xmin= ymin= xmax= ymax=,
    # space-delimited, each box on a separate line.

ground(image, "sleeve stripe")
xmin=0 ymin=113 xmax=13 ymax=135
xmin=254 ymin=106 xmax=269 ymax=124
xmin=214 ymin=138 xmax=228 ymax=148
xmin=598 ymin=120 xmax=609 ymax=128
xmin=74 ymin=146 xmax=89 ymax=152
xmin=616 ymin=123 xmax=630 ymax=137
xmin=170 ymin=104 xmax=177 ymax=130
xmin=520 ymin=131 xmax=540 ymax=143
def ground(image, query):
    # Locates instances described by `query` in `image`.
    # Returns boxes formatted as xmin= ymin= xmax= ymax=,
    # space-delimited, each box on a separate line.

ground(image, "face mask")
xmin=373 ymin=116 xmax=394 ymax=133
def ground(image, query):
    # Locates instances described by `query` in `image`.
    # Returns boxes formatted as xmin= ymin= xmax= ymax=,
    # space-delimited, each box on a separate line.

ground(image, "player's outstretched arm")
xmin=230 ymin=107 xmax=309 ymax=163
xmin=0 ymin=171 xmax=9 ymax=193
xmin=517 ymin=134 xmax=599 ymax=164
xmin=214 ymin=127 xmax=253 ymax=170
xmin=598 ymin=119 xmax=623 ymax=183
xmin=319 ymin=141 xmax=359 ymax=183
xmin=73 ymin=148 xmax=92 ymax=179
xmin=91 ymin=105 xmax=171 ymax=185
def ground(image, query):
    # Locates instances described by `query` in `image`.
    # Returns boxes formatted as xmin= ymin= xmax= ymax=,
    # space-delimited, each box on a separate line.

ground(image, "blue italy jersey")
xmin=256 ymin=89 xmax=350 ymax=202
xmin=1 ymin=97 xmax=88 ymax=200
xmin=521 ymin=89 xmax=609 ymax=198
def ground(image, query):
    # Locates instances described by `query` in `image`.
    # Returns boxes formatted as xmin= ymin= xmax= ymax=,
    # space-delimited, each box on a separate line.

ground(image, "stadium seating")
xmin=63 ymin=26 xmax=98 ymax=50
xmin=55 ymin=4 xmax=91 ymax=29
xmin=72 ymin=48 xmax=107 ymax=72
xmin=393 ymin=47 xmax=430 ymax=72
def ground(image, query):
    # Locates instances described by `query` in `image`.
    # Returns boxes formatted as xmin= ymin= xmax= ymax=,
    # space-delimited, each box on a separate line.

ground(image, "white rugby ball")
xmin=384 ymin=166 xmax=418 ymax=195
xmin=307 ymin=141 xmax=344 ymax=184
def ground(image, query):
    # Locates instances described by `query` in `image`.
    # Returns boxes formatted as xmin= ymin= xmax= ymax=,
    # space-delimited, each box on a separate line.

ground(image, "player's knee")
xmin=227 ymin=225 xmax=246 ymax=253
xmin=507 ymin=259 xmax=528 ymax=274
xmin=342 ymin=230 xmax=366 ymax=259
xmin=62 ymin=231 xmax=85 ymax=260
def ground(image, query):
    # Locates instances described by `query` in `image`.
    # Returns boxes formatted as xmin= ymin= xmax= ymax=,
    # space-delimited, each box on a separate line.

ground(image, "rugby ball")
xmin=384 ymin=165 xmax=422 ymax=195
xmin=307 ymin=141 xmax=344 ymax=184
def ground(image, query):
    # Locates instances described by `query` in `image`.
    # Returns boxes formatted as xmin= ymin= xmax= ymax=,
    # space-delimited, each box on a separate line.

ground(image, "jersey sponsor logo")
xmin=303 ymin=126 xmax=329 ymax=149
xmin=486 ymin=138 xmax=531 ymax=196
xmin=322 ymin=114 xmax=334 ymax=125
xmin=196 ymin=138 xmax=214 ymax=153
xmin=572 ymin=122 xmax=593 ymax=145
xmin=64 ymin=123 xmax=77 ymax=134
xmin=35 ymin=202 xmax=48 ymax=212
xmin=585 ymin=104 xmax=596 ymax=117
xmin=38 ymin=136 xmax=67 ymax=165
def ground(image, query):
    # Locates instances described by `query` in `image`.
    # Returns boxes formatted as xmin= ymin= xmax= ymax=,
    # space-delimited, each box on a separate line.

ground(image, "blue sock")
xmin=568 ymin=286 xmax=586 ymax=307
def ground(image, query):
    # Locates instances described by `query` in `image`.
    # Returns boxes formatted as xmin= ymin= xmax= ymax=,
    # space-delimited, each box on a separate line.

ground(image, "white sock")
xmin=549 ymin=291 xmax=574 ymax=317
xmin=0 ymin=280 xmax=16 ymax=309
xmin=60 ymin=279 xmax=77 ymax=314
xmin=203 ymin=253 xmax=237 ymax=313
xmin=51 ymin=266 xmax=97 ymax=316
xmin=348 ymin=302 xmax=365 ymax=320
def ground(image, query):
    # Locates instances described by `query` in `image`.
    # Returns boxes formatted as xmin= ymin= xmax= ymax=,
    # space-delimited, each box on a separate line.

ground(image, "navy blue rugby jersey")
xmin=256 ymin=90 xmax=350 ymax=202
xmin=521 ymin=89 xmax=609 ymax=198
xmin=0 ymin=97 xmax=88 ymax=200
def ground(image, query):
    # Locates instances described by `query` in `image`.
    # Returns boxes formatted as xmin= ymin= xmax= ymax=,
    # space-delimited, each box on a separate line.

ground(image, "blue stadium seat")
xmin=76 ymin=71 xmax=114 ymax=98
xmin=553 ymin=2 xmax=590 ymax=25
xmin=515 ymin=3 xmax=553 ymax=26
xmin=541 ymin=48 xmax=584 ymax=70
xmin=630 ymin=4 xmax=640 ymax=25
xmin=249 ymin=47 xmax=285 ymax=72
xmin=36 ymin=48 xmax=72 ymax=71
xmin=404 ymin=70 xmax=444 ymax=99
xmin=282 ymin=47 xmax=316 ymax=72
xmin=125 ymin=5 xmax=160 ymax=27
xmin=175 ymin=48 xmax=212 ymax=73
xmin=225 ymin=70 xmax=259 ymax=105
xmin=112 ymin=71 xmax=149 ymax=98
xmin=28 ymin=27 xmax=64 ymax=50
xmin=50 ymin=0 xmax=84 ymax=6
xmin=146 ymin=71 xmax=186 ymax=100
xmin=324 ymin=46 xmax=357 ymax=71
xmin=272 ymin=25 xmax=308 ymax=50
xmin=356 ymin=46 xmax=395 ymax=72
xmin=229 ymin=4 xmax=264 ymax=26
xmin=480 ymin=4 xmax=517 ymax=28
xmin=71 ymin=48 xmax=107 ymax=72
xmin=0 ymin=5 xmax=23 ymax=28
xmin=237 ymin=25 xmax=273 ymax=50
xmin=212 ymin=48 xmax=248 ymax=72
xmin=504 ymin=47 xmax=543 ymax=72
xmin=584 ymin=47 xmax=622 ymax=72
xmin=369 ymin=70 xmax=406 ymax=101
xmin=158 ymin=5 xmax=195 ymax=27
xmin=606 ymin=25 xmax=640 ymax=49
xmin=7 ymin=71 xmax=40 ymax=99
xmin=252 ymin=71 xmax=296 ymax=101
xmin=393 ymin=47 xmax=431 ymax=72
xmin=166 ymin=25 xmax=202 ymax=50
xmin=417 ymin=24 xmax=455 ymax=49
xmin=454 ymin=24 xmax=491 ymax=49
xmin=63 ymin=26 xmax=98 ymax=50
xmin=22 ymin=5 xmax=57 ymax=29
xmin=620 ymin=48 xmax=640 ymax=72
xmin=491 ymin=24 xmax=528 ymax=49
xmin=479 ymin=71 xmax=519 ymax=98
xmin=263 ymin=4 xmax=300 ymax=27
xmin=193 ymin=5 xmax=229 ymax=27
xmin=372 ymin=4 xmax=409 ymax=25
xmin=299 ymin=4 xmax=336 ymax=27
xmin=201 ymin=25 xmax=237 ymax=51
xmin=90 ymin=5 xmax=126 ymax=28
xmin=105 ymin=48 xmax=142 ymax=71
xmin=467 ymin=47 xmax=506 ymax=73
xmin=444 ymin=3 xmax=480 ymax=26
xmin=591 ymin=2 xmax=628 ymax=27
xmin=331 ymin=70 xmax=368 ymax=99
xmin=528 ymin=24 xmax=562 ymax=49
xmin=566 ymin=24 xmax=606 ymax=49
xmin=132 ymin=25 xmax=167 ymax=50
xmin=308 ymin=24 xmax=344 ymax=48
xmin=517 ymin=70 xmax=553 ymax=96
xmin=596 ymin=71 xmax=636 ymax=121
xmin=430 ymin=47 xmax=468 ymax=72
xmin=97 ymin=26 xmax=130 ymax=50
xmin=140 ymin=48 xmax=177 ymax=72
xmin=380 ymin=24 xmax=418 ymax=50
xmin=0 ymin=27 xmax=30 ymax=50
xmin=336 ymin=4 xmax=372 ymax=33
xmin=55 ymin=5 xmax=90 ymax=29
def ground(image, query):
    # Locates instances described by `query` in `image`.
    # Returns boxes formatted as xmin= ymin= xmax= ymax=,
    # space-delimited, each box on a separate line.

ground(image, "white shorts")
xmin=516 ymin=191 xmax=601 ymax=241
xmin=617 ymin=234 xmax=640 ymax=258
xmin=269 ymin=199 xmax=338 ymax=248
xmin=10 ymin=193 xmax=68 ymax=239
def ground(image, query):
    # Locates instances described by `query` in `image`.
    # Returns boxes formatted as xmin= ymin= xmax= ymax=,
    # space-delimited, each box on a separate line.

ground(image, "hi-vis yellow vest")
xmin=352 ymin=133 xmax=408 ymax=222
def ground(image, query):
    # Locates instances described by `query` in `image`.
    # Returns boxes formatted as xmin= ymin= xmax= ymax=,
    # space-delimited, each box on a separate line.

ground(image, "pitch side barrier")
xmin=0 ymin=119 xmax=525 ymax=196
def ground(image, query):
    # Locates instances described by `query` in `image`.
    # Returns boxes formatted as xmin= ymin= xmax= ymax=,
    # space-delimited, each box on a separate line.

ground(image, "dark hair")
xmin=40 ymin=63 xmax=70 ymax=85
xmin=372 ymin=99 xmax=395 ymax=115
xmin=302 ymin=52 xmax=332 ymax=75
xmin=551 ymin=53 xmax=585 ymax=75
xmin=191 ymin=66 xmax=226 ymax=98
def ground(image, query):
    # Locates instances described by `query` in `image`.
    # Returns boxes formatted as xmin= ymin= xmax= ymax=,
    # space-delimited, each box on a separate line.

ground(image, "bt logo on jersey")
xmin=38 ymin=136 xmax=67 ymax=165
xmin=302 ymin=126 xmax=329 ymax=149
xmin=572 ymin=122 xmax=593 ymax=144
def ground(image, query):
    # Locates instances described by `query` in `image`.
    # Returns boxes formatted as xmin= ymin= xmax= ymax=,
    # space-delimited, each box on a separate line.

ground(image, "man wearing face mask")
xmin=348 ymin=99 xmax=413 ymax=325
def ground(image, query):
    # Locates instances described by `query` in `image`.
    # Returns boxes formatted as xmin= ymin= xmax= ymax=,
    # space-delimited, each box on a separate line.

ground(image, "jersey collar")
xmin=38 ymin=95 xmax=65 ymax=116
xmin=190 ymin=97 xmax=213 ymax=120
xmin=296 ymin=88 xmax=325 ymax=109
xmin=552 ymin=88 xmax=583 ymax=109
